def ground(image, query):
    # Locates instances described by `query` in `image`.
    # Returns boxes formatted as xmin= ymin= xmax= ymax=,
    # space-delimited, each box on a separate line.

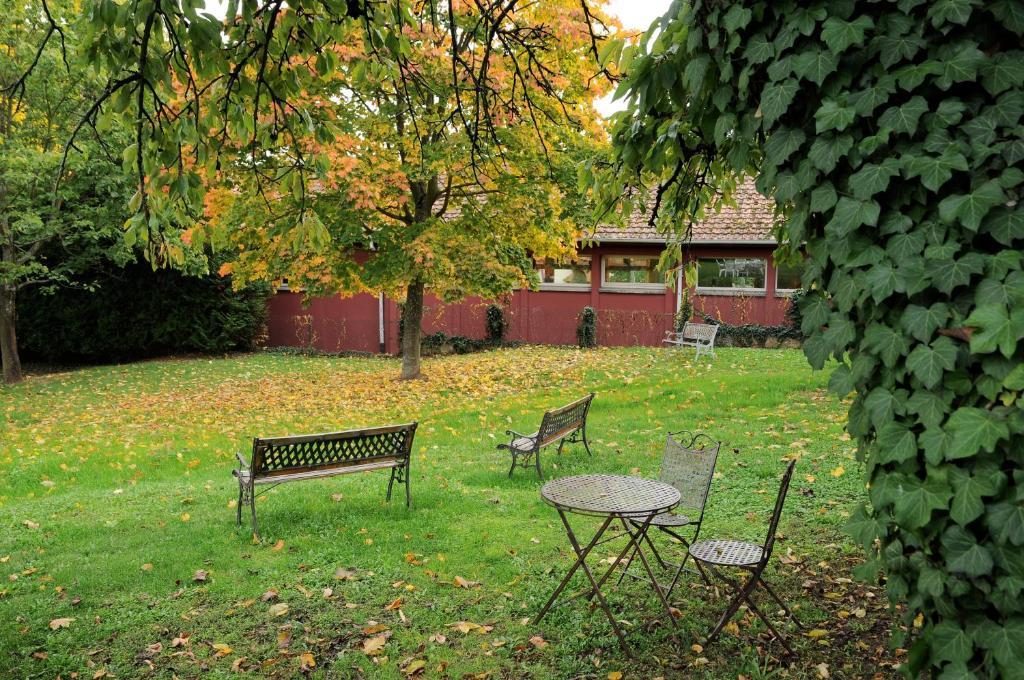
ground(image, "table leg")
xmin=619 ymin=515 xmax=681 ymax=639
xmin=535 ymin=511 xmax=633 ymax=657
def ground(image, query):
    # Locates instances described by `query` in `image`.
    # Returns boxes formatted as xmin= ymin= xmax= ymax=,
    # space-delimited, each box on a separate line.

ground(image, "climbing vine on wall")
xmin=593 ymin=0 xmax=1024 ymax=675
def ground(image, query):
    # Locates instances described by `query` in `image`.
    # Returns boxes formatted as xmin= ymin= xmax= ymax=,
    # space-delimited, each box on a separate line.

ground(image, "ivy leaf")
xmin=928 ymin=0 xmax=976 ymax=27
xmin=743 ymin=34 xmax=774 ymax=64
xmin=876 ymin=422 xmax=918 ymax=464
xmin=1005 ymin=364 xmax=1024 ymax=390
xmin=821 ymin=15 xmax=874 ymax=53
xmin=865 ymin=386 xmax=900 ymax=428
xmin=764 ymin=128 xmax=806 ymax=166
xmin=815 ymin=99 xmax=857 ymax=133
xmin=810 ymin=182 xmax=837 ymax=212
xmin=865 ymin=263 xmax=900 ymax=301
xmin=930 ymin=621 xmax=974 ymax=664
xmin=927 ymin=253 xmax=986 ymax=294
xmin=981 ymin=53 xmax=1024 ymax=96
xmin=848 ymin=159 xmax=901 ymax=199
xmin=879 ymin=96 xmax=929 ymax=135
xmin=894 ymin=474 xmax=952 ymax=529
xmin=875 ymin=32 xmax=925 ymax=69
xmin=826 ymin=197 xmax=881 ymax=237
xmin=846 ymin=505 xmax=887 ymax=548
xmin=987 ymin=501 xmax=1024 ymax=546
xmin=938 ymin=181 xmax=1008 ymax=231
xmin=975 ymin=617 xmax=1024 ymax=668
xmin=904 ymin=151 xmax=969 ymax=191
xmin=938 ymin=43 xmax=986 ymax=88
xmin=760 ymin=79 xmax=799 ymax=127
xmin=808 ymin=134 xmax=853 ymax=173
xmin=965 ymin=303 xmax=1024 ymax=358
xmin=943 ymin=525 xmax=994 ymax=577
xmin=906 ymin=337 xmax=959 ymax=388
xmin=949 ymin=466 xmax=1004 ymax=525
xmin=792 ymin=49 xmax=838 ymax=86
xmin=921 ymin=427 xmax=953 ymax=465
xmin=947 ymin=407 xmax=1010 ymax=459
xmin=907 ymin=390 xmax=948 ymax=428
xmin=901 ymin=303 xmax=950 ymax=342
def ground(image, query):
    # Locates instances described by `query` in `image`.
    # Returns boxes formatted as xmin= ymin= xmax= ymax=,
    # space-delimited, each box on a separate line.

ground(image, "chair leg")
xmin=644 ymin=529 xmax=669 ymax=570
xmin=405 ymin=466 xmax=411 ymax=508
xmin=386 ymin=467 xmax=396 ymax=501
xmin=249 ymin=487 xmax=260 ymax=540
xmin=759 ymin=577 xmax=803 ymax=628
xmin=557 ymin=438 xmax=565 ymax=455
xmin=235 ymin=482 xmax=243 ymax=525
xmin=704 ymin=566 xmax=757 ymax=644
xmin=739 ymin=585 xmax=797 ymax=656
xmin=534 ymin=448 xmax=543 ymax=479
xmin=508 ymin=449 xmax=517 ymax=478
xmin=581 ymin=426 xmax=593 ymax=456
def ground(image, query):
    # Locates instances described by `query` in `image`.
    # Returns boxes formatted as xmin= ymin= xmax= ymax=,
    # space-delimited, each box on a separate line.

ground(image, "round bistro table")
xmin=534 ymin=474 xmax=682 ymax=657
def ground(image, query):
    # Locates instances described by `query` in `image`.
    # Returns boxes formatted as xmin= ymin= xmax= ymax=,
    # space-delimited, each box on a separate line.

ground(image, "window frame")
xmin=599 ymin=254 xmax=666 ymax=293
xmin=695 ymin=257 xmax=768 ymax=297
xmin=536 ymin=255 xmax=593 ymax=291
xmin=774 ymin=260 xmax=803 ymax=297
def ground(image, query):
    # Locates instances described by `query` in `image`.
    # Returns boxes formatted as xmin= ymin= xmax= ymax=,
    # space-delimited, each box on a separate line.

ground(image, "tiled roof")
xmin=589 ymin=179 xmax=778 ymax=244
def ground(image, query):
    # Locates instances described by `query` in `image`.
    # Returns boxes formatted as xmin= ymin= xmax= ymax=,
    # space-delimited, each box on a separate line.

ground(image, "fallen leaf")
xmin=180 ymin=513 xmax=190 ymax=522
xmin=363 ymin=633 xmax=391 ymax=655
xmin=212 ymin=643 xmax=233 ymax=657
xmin=334 ymin=567 xmax=358 ymax=581
xmin=277 ymin=627 xmax=293 ymax=649
xmin=607 ymin=673 xmax=623 ymax=680
xmin=171 ymin=633 xmax=191 ymax=647
xmin=141 ymin=563 xmax=153 ymax=572
xmin=49 ymin=617 xmax=74 ymax=630
xmin=816 ymin=662 xmax=830 ymax=678
xmin=22 ymin=520 xmax=39 ymax=530
xmin=404 ymin=658 xmax=426 ymax=676
xmin=331 ymin=493 xmax=343 ymax=502
xmin=529 ymin=635 xmax=548 ymax=649
xmin=429 ymin=633 xmax=447 ymax=644
xmin=385 ymin=597 xmax=403 ymax=610
xmin=299 ymin=652 xmax=316 ymax=670
xmin=261 ymin=589 xmax=278 ymax=602
xmin=268 ymin=602 xmax=289 ymax=617
xmin=831 ymin=466 xmax=845 ymax=478
xmin=232 ymin=656 xmax=247 ymax=672
xmin=271 ymin=540 xmax=285 ymax=551
xmin=806 ymin=629 xmax=829 ymax=639
xmin=453 ymin=575 xmax=480 ymax=589
xmin=192 ymin=570 xmax=208 ymax=582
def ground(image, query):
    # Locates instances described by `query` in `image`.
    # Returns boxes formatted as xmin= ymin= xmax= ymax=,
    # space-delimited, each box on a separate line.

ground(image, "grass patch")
xmin=0 ymin=347 xmax=901 ymax=678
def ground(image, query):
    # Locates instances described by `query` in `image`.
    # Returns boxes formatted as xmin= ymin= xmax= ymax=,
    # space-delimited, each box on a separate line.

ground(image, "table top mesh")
xmin=540 ymin=474 xmax=680 ymax=517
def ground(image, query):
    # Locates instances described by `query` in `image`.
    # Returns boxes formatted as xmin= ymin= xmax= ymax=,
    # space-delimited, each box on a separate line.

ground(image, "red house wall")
xmin=266 ymin=243 xmax=792 ymax=353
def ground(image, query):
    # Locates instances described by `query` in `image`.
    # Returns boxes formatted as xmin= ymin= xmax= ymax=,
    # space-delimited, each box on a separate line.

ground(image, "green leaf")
xmin=760 ymin=79 xmax=799 ymax=128
xmin=988 ymin=502 xmax=1024 ymax=546
xmin=907 ymin=390 xmax=948 ymax=429
xmin=928 ymin=254 xmax=986 ymax=294
xmin=938 ymin=43 xmax=986 ymax=88
xmin=792 ymin=49 xmax=838 ymax=86
xmin=876 ymin=32 xmax=925 ymax=68
xmin=810 ymin=183 xmax=837 ymax=212
xmin=722 ymin=4 xmax=752 ymax=31
xmin=815 ymin=99 xmax=856 ymax=133
xmin=983 ymin=206 xmax=1024 ymax=246
xmin=928 ymin=0 xmax=976 ymax=26
xmin=976 ymin=617 xmax=1024 ymax=668
xmin=921 ymin=427 xmax=953 ymax=464
xmin=849 ymin=159 xmax=901 ymax=199
xmin=865 ymin=386 xmax=900 ymax=427
xmin=808 ymin=134 xmax=854 ymax=173
xmin=894 ymin=474 xmax=952 ymax=529
xmin=865 ymin=263 xmax=900 ymax=301
xmin=938 ymin=181 xmax=1009 ymax=231
xmin=950 ymin=466 xmax=1004 ymax=525
xmin=879 ymin=96 xmax=929 ymax=135
xmin=906 ymin=338 xmax=959 ymax=389
xmin=943 ymin=525 xmax=994 ymax=576
xmin=821 ymin=15 xmax=874 ymax=53
xmin=947 ymin=406 xmax=1010 ymax=458
xmin=846 ymin=505 xmax=887 ymax=548
xmin=826 ymin=197 xmax=881 ymax=237
xmin=876 ymin=422 xmax=918 ymax=463
xmin=1005 ymin=364 xmax=1024 ymax=390
xmin=931 ymin=621 xmax=974 ymax=664
xmin=965 ymin=303 xmax=1024 ymax=358
xmin=904 ymin=151 xmax=969 ymax=192
xmin=901 ymin=303 xmax=950 ymax=342
xmin=743 ymin=34 xmax=774 ymax=64
xmin=764 ymin=128 xmax=806 ymax=166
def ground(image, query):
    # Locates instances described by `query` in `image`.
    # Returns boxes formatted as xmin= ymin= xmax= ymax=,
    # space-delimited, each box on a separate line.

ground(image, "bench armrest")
xmin=504 ymin=429 xmax=533 ymax=439
xmin=235 ymin=452 xmax=250 ymax=469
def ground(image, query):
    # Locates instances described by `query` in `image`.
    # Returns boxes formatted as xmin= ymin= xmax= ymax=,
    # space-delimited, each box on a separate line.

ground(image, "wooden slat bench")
xmin=497 ymin=393 xmax=595 ymax=478
xmin=233 ymin=422 xmax=418 ymax=538
xmin=664 ymin=322 xmax=719 ymax=360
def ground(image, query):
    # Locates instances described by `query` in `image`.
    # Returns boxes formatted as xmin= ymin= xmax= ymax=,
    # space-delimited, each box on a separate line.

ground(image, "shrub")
xmin=485 ymin=304 xmax=507 ymax=343
xmin=674 ymin=289 xmax=693 ymax=332
xmin=785 ymin=288 xmax=808 ymax=332
xmin=19 ymin=257 xmax=270 ymax=363
xmin=576 ymin=306 xmax=597 ymax=348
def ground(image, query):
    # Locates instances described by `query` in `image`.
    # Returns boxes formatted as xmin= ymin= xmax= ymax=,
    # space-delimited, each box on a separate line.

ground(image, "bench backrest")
xmin=251 ymin=422 xmax=418 ymax=478
xmin=683 ymin=322 xmax=719 ymax=344
xmin=538 ymin=393 xmax=594 ymax=448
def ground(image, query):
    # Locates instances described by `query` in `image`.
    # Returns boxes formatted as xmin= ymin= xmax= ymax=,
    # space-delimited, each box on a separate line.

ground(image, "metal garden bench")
xmin=498 ymin=393 xmax=595 ymax=478
xmin=664 ymin=321 xmax=718 ymax=359
xmin=233 ymin=422 xmax=418 ymax=538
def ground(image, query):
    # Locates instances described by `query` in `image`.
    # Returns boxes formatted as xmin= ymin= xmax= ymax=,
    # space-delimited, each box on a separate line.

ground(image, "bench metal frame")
xmin=664 ymin=321 xmax=719 ymax=360
xmin=233 ymin=422 xmax=417 ymax=538
xmin=498 ymin=393 xmax=594 ymax=478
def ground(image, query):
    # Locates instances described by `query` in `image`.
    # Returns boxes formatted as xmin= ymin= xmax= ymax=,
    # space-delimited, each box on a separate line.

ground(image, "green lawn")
xmin=0 ymin=347 xmax=900 ymax=678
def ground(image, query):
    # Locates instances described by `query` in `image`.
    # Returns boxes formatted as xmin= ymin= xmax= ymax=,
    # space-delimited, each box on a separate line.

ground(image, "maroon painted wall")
xmin=266 ymin=243 xmax=793 ymax=353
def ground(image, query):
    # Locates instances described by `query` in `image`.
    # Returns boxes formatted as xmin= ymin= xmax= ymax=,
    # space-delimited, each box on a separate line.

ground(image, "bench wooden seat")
xmin=664 ymin=322 xmax=718 ymax=360
xmin=497 ymin=393 xmax=595 ymax=478
xmin=233 ymin=422 xmax=417 ymax=538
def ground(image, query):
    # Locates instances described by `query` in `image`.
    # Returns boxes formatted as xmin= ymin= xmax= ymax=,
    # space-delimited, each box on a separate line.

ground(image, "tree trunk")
xmin=400 ymin=279 xmax=425 ymax=380
xmin=0 ymin=286 xmax=22 ymax=384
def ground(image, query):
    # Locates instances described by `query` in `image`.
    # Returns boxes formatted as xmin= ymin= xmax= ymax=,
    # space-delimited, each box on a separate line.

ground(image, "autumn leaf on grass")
xmin=428 ymin=633 xmax=447 ymax=644
xmin=607 ymin=673 xmax=623 ymax=680
xmin=299 ymin=652 xmax=316 ymax=671
xmin=453 ymin=576 xmax=480 ymax=589
xmin=363 ymin=631 xmax=391 ymax=655
xmin=385 ymin=597 xmax=403 ymax=610
xmin=171 ymin=633 xmax=191 ymax=647
xmin=806 ymin=628 xmax=829 ymax=640
xmin=192 ymin=570 xmax=208 ymax=582
xmin=231 ymin=657 xmax=247 ymax=672
xmin=529 ymin=635 xmax=548 ymax=649
xmin=261 ymin=589 xmax=278 ymax=602
xmin=22 ymin=520 xmax=39 ymax=530
xmin=211 ymin=643 xmax=233 ymax=657
xmin=277 ymin=626 xmax=293 ymax=649
xmin=141 ymin=563 xmax=153 ymax=572
xmin=831 ymin=465 xmax=845 ymax=477
xmin=403 ymin=658 xmax=426 ymax=676
xmin=49 ymin=617 xmax=74 ymax=630
xmin=268 ymin=602 xmax=289 ymax=617
xmin=270 ymin=540 xmax=285 ymax=552
xmin=334 ymin=567 xmax=358 ymax=581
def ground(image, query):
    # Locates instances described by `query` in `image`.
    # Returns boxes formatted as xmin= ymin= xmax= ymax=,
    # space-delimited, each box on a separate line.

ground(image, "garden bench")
xmin=498 ymin=393 xmax=594 ymax=478
xmin=664 ymin=321 xmax=718 ymax=360
xmin=233 ymin=422 xmax=418 ymax=538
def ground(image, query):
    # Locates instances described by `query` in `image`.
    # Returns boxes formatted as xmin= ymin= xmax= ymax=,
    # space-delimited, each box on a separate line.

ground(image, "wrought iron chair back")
xmin=538 ymin=393 xmax=594 ymax=448
xmin=762 ymin=459 xmax=797 ymax=560
xmin=252 ymin=423 xmax=417 ymax=478
xmin=660 ymin=431 xmax=720 ymax=517
xmin=683 ymin=322 xmax=719 ymax=344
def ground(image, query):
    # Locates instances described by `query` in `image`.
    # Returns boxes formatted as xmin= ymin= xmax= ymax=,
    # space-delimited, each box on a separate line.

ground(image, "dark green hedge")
xmin=20 ymin=259 xmax=270 ymax=363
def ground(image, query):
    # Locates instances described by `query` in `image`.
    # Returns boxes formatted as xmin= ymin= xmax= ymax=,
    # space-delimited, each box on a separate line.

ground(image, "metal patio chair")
xmin=688 ymin=459 xmax=803 ymax=655
xmin=618 ymin=431 xmax=720 ymax=597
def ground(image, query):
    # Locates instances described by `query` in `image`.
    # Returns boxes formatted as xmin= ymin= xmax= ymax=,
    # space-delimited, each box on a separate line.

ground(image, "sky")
xmin=595 ymin=0 xmax=674 ymax=116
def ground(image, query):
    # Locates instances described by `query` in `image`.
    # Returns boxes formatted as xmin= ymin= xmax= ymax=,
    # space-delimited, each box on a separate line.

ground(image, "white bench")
xmin=664 ymin=322 xmax=718 ymax=360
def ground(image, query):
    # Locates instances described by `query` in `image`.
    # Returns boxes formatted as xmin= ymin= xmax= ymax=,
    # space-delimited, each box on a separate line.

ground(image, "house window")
xmin=775 ymin=259 xmax=803 ymax=294
xmin=602 ymin=255 xmax=664 ymax=290
xmin=696 ymin=257 xmax=767 ymax=294
xmin=537 ymin=256 xmax=591 ymax=289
